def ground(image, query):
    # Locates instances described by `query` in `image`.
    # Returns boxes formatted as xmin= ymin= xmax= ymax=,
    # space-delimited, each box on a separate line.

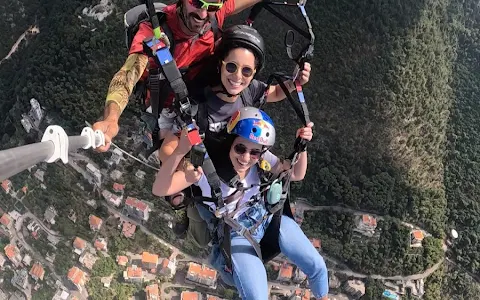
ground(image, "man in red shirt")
xmin=93 ymin=0 xmax=263 ymax=152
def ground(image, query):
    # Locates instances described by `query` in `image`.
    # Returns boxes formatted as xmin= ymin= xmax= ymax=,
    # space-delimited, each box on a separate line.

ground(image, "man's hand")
xmin=92 ymin=119 xmax=119 ymax=152
xmin=296 ymin=62 xmax=311 ymax=86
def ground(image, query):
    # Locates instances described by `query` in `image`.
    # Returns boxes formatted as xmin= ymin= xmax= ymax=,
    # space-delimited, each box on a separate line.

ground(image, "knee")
xmin=306 ymin=251 xmax=328 ymax=279
xmin=234 ymin=277 xmax=269 ymax=300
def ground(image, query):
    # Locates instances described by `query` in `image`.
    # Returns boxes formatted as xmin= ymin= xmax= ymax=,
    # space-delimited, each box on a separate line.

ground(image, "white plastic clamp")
xmin=41 ymin=125 xmax=69 ymax=164
xmin=81 ymin=127 xmax=105 ymax=149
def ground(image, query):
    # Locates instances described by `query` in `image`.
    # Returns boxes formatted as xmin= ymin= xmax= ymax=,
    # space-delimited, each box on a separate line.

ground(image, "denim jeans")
xmin=197 ymin=203 xmax=329 ymax=299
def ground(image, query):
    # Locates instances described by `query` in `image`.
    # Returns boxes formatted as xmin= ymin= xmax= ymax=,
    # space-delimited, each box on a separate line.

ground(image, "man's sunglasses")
xmin=189 ymin=0 xmax=224 ymax=12
xmin=234 ymin=143 xmax=263 ymax=158
xmin=222 ymin=61 xmax=256 ymax=77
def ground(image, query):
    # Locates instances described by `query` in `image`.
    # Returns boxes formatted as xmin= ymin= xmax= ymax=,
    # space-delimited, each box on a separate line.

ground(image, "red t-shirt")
xmin=129 ymin=1 xmax=236 ymax=107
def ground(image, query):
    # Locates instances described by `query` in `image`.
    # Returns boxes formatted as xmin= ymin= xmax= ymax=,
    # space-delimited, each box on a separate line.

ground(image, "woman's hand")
xmin=184 ymin=162 xmax=203 ymax=183
xmin=296 ymin=122 xmax=314 ymax=141
xmin=297 ymin=62 xmax=311 ymax=86
xmin=177 ymin=128 xmax=194 ymax=155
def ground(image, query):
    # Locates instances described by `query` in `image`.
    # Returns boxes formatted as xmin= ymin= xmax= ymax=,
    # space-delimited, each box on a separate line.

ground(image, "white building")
xmin=86 ymin=163 xmax=102 ymax=184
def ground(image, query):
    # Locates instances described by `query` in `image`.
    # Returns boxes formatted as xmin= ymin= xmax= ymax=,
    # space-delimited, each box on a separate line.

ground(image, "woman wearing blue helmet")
xmin=153 ymin=107 xmax=328 ymax=300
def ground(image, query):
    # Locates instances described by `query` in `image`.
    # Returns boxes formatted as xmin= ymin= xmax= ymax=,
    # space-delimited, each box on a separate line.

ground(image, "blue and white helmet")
xmin=226 ymin=107 xmax=276 ymax=147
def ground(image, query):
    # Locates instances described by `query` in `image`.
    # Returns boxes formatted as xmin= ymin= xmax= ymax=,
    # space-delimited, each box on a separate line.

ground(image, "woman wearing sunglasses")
xmin=153 ymin=107 xmax=327 ymax=300
xmin=158 ymin=24 xmax=311 ymax=207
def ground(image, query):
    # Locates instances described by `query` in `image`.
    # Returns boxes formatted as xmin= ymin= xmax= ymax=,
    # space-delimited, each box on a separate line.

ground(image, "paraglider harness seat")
xmin=187 ymin=0 xmax=316 ymax=270
xmin=123 ymin=1 xmax=221 ymax=156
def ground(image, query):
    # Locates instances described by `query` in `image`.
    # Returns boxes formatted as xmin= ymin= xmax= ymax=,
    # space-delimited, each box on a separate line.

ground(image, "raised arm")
xmin=266 ymin=62 xmax=311 ymax=103
xmin=92 ymin=53 xmax=148 ymax=152
xmin=270 ymin=122 xmax=313 ymax=181
xmin=152 ymin=129 xmax=203 ymax=196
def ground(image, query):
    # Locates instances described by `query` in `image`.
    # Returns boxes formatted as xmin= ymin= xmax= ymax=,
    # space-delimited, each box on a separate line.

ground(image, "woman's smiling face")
xmin=229 ymin=136 xmax=263 ymax=173
xmin=220 ymin=48 xmax=256 ymax=96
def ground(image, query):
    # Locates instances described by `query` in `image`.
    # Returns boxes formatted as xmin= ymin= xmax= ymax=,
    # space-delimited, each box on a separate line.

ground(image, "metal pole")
xmin=68 ymin=135 xmax=90 ymax=153
xmin=0 ymin=141 xmax=55 ymax=181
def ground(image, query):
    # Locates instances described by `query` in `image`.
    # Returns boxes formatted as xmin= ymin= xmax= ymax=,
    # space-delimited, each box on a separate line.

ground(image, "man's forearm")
xmin=104 ymin=53 xmax=148 ymax=117
xmin=103 ymin=102 xmax=121 ymax=122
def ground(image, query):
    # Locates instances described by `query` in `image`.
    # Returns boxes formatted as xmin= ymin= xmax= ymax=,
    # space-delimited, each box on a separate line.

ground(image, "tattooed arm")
xmin=92 ymin=53 xmax=148 ymax=152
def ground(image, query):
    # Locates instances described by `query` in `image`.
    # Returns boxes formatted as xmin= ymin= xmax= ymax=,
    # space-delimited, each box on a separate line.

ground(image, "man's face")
xmin=182 ymin=0 xmax=213 ymax=33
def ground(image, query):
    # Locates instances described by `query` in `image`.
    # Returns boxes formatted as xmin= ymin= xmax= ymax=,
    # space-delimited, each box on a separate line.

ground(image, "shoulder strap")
xmin=196 ymin=100 xmax=209 ymax=136
xmin=239 ymin=86 xmax=251 ymax=107
xmin=158 ymin=13 xmax=176 ymax=54
xmin=210 ymin=14 xmax=222 ymax=41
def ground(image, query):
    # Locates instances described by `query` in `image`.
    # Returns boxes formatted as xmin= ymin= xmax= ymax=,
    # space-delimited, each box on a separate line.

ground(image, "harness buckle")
xmin=215 ymin=205 xmax=228 ymax=218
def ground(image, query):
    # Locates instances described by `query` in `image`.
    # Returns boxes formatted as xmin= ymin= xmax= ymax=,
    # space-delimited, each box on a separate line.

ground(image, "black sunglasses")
xmin=222 ymin=61 xmax=256 ymax=77
xmin=233 ymin=143 xmax=263 ymax=158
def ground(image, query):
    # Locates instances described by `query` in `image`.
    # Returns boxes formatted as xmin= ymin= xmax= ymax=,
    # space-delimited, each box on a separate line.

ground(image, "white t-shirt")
xmin=196 ymin=151 xmax=279 ymax=219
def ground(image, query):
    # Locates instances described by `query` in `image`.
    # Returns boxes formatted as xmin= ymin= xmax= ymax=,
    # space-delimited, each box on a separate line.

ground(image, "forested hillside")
xmin=444 ymin=0 xmax=480 ymax=280
xmin=1 ymin=0 xmax=480 ymax=298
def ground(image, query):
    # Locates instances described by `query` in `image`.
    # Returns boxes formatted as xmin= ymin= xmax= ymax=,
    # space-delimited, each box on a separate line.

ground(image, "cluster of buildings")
xmin=1 ymin=242 xmax=47 ymax=294
xmin=20 ymin=98 xmax=44 ymax=133
xmin=119 ymin=251 xmax=177 ymax=284
xmin=180 ymin=291 xmax=226 ymax=300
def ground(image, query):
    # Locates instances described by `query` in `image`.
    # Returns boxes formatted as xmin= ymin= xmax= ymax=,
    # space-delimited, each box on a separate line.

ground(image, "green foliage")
xmin=441 ymin=268 xmax=480 ymax=299
xmin=444 ymin=0 xmax=480 ymax=278
xmin=86 ymin=277 xmax=116 ymax=300
xmin=0 ymin=269 xmax=15 ymax=292
xmin=32 ymin=285 xmax=56 ymax=300
xmin=223 ymin=289 xmax=236 ymax=300
xmin=302 ymin=211 xmax=443 ymax=276
xmin=361 ymin=279 xmax=384 ymax=300
xmin=54 ymin=245 xmax=75 ymax=276
xmin=91 ymin=256 xmax=118 ymax=277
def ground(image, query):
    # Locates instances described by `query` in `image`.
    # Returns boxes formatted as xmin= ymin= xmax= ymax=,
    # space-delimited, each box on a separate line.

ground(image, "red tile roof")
xmin=412 ymin=230 xmax=424 ymax=240
xmin=89 ymin=215 xmax=103 ymax=229
xmin=4 ymin=244 xmax=16 ymax=260
xmin=94 ymin=239 xmax=107 ymax=251
xmin=145 ymin=284 xmax=159 ymax=299
xmin=122 ymin=222 xmax=136 ymax=238
xmin=0 ymin=214 xmax=12 ymax=227
xmin=73 ymin=237 xmax=86 ymax=250
xmin=125 ymin=197 xmax=148 ymax=211
xmin=126 ymin=266 xmax=143 ymax=278
xmin=187 ymin=262 xmax=217 ymax=280
xmin=142 ymin=252 xmax=159 ymax=265
xmin=30 ymin=262 xmax=45 ymax=280
xmin=161 ymin=258 xmax=169 ymax=269
xmin=113 ymin=183 xmax=125 ymax=192
xmin=1 ymin=180 xmax=11 ymax=192
xmin=181 ymin=291 xmax=200 ymax=300
xmin=362 ymin=214 xmax=377 ymax=227
xmin=116 ymin=255 xmax=128 ymax=266
xmin=67 ymin=267 xmax=85 ymax=285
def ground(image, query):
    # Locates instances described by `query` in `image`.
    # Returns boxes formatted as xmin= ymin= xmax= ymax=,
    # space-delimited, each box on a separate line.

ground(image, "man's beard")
xmin=186 ymin=11 xmax=208 ymax=33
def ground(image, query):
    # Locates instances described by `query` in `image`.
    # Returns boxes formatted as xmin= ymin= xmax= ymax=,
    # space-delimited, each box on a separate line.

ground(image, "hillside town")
xmin=0 ymin=98 xmax=443 ymax=300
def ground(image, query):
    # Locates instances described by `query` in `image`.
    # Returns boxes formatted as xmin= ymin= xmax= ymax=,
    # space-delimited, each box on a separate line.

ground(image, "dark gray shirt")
xmin=204 ymin=79 xmax=267 ymax=133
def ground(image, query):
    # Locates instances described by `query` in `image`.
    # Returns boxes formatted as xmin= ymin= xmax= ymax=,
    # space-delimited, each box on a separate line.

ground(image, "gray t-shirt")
xmin=203 ymin=79 xmax=267 ymax=133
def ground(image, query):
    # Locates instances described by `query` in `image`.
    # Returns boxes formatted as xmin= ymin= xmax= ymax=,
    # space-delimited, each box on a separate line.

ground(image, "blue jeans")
xmin=197 ymin=203 xmax=329 ymax=299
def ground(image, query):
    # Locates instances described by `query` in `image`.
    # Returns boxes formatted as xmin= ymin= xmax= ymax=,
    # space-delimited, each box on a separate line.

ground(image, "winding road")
xmin=294 ymin=199 xmax=447 ymax=281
